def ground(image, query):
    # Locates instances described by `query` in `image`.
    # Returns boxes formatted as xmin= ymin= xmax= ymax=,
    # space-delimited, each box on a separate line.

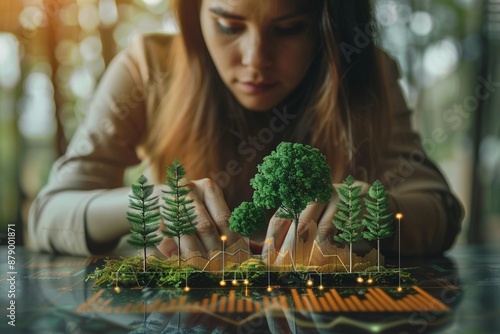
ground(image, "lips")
xmin=238 ymin=81 xmax=278 ymax=95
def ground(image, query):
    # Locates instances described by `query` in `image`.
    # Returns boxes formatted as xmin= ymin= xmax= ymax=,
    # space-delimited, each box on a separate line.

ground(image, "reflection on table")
xmin=1 ymin=245 xmax=499 ymax=333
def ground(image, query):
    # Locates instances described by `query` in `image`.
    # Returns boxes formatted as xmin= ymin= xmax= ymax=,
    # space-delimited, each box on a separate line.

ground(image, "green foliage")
xmin=126 ymin=175 xmax=162 ymax=250
xmin=238 ymin=258 xmax=267 ymax=272
xmin=333 ymin=175 xmax=364 ymax=244
xmin=250 ymin=142 xmax=333 ymax=219
xmin=229 ymin=202 xmax=266 ymax=238
xmin=86 ymin=255 xmax=219 ymax=288
xmin=161 ymin=159 xmax=197 ymax=242
xmin=362 ymin=180 xmax=394 ymax=241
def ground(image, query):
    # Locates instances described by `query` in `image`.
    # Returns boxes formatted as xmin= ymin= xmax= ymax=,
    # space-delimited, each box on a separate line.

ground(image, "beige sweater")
xmin=28 ymin=34 xmax=463 ymax=256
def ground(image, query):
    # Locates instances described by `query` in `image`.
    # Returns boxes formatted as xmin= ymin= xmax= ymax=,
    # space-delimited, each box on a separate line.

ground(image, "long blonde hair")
xmin=144 ymin=0 xmax=392 ymax=205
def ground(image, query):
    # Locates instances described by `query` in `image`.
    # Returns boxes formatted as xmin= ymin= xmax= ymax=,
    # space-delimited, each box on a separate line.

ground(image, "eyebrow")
xmin=208 ymin=6 xmax=307 ymax=22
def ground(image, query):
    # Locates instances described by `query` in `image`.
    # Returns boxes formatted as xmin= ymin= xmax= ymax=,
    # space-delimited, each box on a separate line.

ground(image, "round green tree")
xmin=229 ymin=201 xmax=267 ymax=254
xmin=250 ymin=142 xmax=334 ymax=269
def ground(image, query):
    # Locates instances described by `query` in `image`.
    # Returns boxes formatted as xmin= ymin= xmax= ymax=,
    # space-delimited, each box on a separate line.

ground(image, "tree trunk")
xmin=143 ymin=247 xmax=147 ymax=272
xmin=377 ymin=239 xmax=380 ymax=272
xmin=177 ymin=236 xmax=181 ymax=267
xmin=293 ymin=217 xmax=298 ymax=271
xmin=349 ymin=242 xmax=352 ymax=273
xmin=248 ymin=234 xmax=251 ymax=261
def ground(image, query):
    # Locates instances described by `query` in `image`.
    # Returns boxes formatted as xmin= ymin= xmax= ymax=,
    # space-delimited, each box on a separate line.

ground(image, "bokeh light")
xmin=18 ymin=6 xmax=47 ymax=30
xmin=55 ymin=40 xmax=79 ymax=65
xmin=423 ymin=38 xmax=460 ymax=80
xmin=99 ymin=0 xmax=118 ymax=26
xmin=0 ymin=34 xmax=21 ymax=89
xmin=410 ymin=11 xmax=433 ymax=36
xmin=79 ymin=3 xmax=100 ymax=31
xmin=80 ymin=36 xmax=103 ymax=63
xmin=69 ymin=68 xmax=96 ymax=99
xmin=19 ymin=72 xmax=56 ymax=139
xmin=58 ymin=3 xmax=79 ymax=26
xmin=143 ymin=0 xmax=164 ymax=6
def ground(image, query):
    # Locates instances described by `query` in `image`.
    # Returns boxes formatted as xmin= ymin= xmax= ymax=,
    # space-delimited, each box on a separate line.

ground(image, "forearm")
xmin=29 ymin=190 xmax=107 ymax=255
xmin=85 ymin=187 xmax=133 ymax=253
xmin=29 ymin=187 xmax=135 ymax=255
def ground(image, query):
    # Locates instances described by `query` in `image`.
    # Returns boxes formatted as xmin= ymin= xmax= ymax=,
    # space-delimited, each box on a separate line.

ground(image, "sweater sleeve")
xmin=28 ymin=34 xmax=172 ymax=255
xmin=377 ymin=57 xmax=464 ymax=256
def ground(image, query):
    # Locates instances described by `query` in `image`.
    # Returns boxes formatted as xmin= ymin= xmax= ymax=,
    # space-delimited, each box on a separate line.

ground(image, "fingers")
xmin=263 ymin=216 xmax=291 ymax=255
xmin=297 ymin=203 xmax=326 ymax=240
xmin=158 ymin=228 xmax=202 ymax=259
xmin=190 ymin=179 xmax=241 ymax=250
xmin=315 ymin=185 xmax=342 ymax=244
xmin=264 ymin=203 xmax=325 ymax=266
xmin=186 ymin=187 xmax=222 ymax=256
xmin=156 ymin=234 xmax=177 ymax=257
xmin=316 ymin=201 xmax=338 ymax=243
xmin=158 ymin=178 xmax=240 ymax=260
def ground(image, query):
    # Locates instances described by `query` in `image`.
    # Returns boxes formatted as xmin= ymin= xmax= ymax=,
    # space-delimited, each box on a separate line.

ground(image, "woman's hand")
xmin=156 ymin=178 xmax=243 ymax=259
xmin=262 ymin=181 xmax=370 ymax=265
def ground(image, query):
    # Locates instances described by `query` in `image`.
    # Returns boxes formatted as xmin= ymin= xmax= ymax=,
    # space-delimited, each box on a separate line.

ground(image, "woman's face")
xmin=200 ymin=0 xmax=318 ymax=111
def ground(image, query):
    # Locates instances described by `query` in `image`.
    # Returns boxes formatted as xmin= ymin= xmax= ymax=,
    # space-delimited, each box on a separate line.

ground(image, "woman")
xmin=28 ymin=0 xmax=463 ymax=258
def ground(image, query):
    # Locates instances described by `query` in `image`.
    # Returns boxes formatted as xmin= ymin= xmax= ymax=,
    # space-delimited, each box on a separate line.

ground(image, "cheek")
xmin=277 ymin=41 xmax=316 ymax=81
xmin=208 ymin=42 xmax=240 ymax=81
xmin=200 ymin=17 xmax=231 ymax=70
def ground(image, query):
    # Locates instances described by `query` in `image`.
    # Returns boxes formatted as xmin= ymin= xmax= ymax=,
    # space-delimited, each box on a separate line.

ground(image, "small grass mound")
xmin=87 ymin=256 xmax=416 ymax=289
xmin=86 ymin=255 xmax=219 ymax=288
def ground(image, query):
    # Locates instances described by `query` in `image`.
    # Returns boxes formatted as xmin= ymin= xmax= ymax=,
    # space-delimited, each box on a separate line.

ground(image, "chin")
xmin=238 ymin=98 xmax=283 ymax=112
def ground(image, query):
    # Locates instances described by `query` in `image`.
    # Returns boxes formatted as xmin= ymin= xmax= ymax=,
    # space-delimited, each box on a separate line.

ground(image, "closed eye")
xmin=216 ymin=19 xmax=244 ymax=35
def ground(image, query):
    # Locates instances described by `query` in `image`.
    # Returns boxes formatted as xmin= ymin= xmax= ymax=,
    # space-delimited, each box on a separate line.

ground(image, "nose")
xmin=240 ymin=31 xmax=272 ymax=69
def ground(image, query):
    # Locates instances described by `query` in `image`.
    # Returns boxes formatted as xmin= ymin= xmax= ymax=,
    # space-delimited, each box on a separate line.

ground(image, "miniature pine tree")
xmin=126 ymin=174 xmax=163 ymax=272
xmin=362 ymin=180 xmax=394 ymax=272
xmin=229 ymin=201 xmax=267 ymax=254
xmin=161 ymin=159 xmax=198 ymax=267
xmin=251 ymin=142 xmax=333 ymax=270
xmin=333 ymin=175 xmax=364 ymax=273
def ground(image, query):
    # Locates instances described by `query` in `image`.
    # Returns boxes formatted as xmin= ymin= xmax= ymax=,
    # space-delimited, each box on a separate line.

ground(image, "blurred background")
xmin=0 ymin=0 xmax=498 ymax=248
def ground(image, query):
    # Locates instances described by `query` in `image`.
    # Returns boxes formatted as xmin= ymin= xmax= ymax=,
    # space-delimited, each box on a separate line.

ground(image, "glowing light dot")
xmin=114 ymin=286 xmax=121 ymax=293
xmin=397 ymin=286 xmax=403 ymax=292
xmin=232 ymin=280 xmax=239 ymax=286
xmin=266 ymin=286 xmax=273 ymax=293
xmin=395 ymin=213 xmax=403 ymax=219
xmin=367 ymin=278 xmax=374 ymax=284
xmin=356 ymin=277 xmax=364 ymax=284
xmin=220 ymin=235 xmax=227 ymax=241
xmin=183 ymin=286 xmax=190 ymax=292
xmin=243 ymin=279 xmax=249 ymax=285
xmin=318 ymin=285 xmax=324 ymax=291
xmin=220 ymin=280 xmax=226 ymax=286
xmin=306 ymin=279 xmax=314 ymax=287
xmin=265 ymin=238 xmax=271 ymax=244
